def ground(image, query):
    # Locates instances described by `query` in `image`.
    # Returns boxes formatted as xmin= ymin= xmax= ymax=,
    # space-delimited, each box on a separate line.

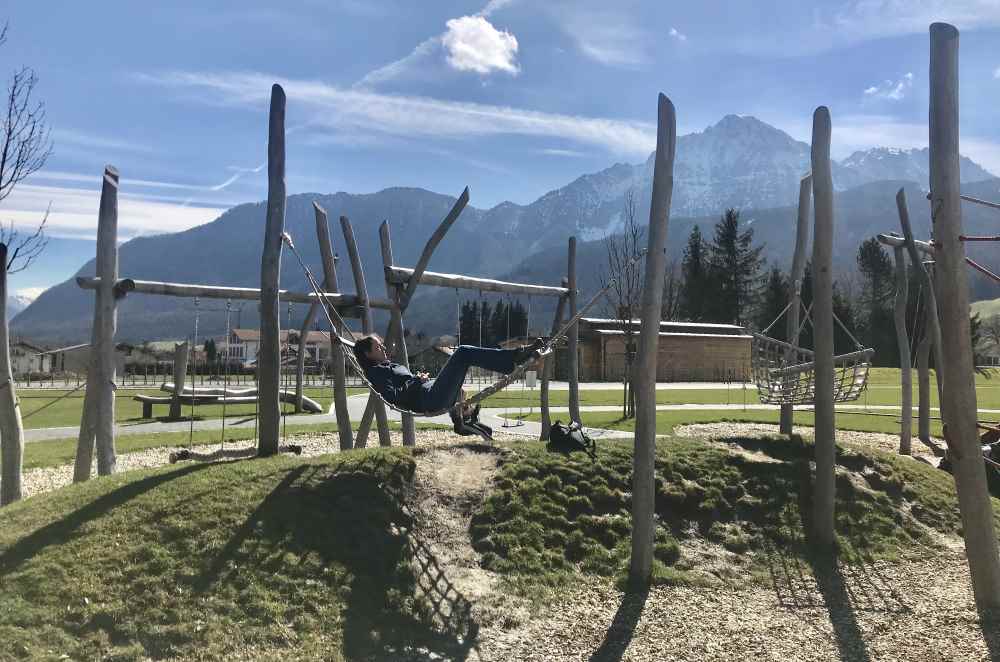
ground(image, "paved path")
xmin=26 ymin=392 xmax=985 ymax=445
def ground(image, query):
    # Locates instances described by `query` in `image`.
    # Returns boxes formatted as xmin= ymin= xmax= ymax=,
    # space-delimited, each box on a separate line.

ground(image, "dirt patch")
xmin=408 ymin=441 xmax=535 ymax=639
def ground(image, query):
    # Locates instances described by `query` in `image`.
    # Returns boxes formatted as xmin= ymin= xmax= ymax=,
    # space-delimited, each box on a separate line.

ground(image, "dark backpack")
xmin=547 ymin=420 xmax=596 ymax=459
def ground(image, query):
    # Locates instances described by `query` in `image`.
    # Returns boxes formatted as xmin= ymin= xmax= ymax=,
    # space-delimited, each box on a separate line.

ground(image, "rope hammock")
xmin=752 ymin=300 xmax=874 ymax=405
xmin=282 ymin=232 xmax=644 ymax=417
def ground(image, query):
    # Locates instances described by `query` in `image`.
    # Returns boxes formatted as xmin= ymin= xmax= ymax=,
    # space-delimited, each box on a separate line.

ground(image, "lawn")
xmin=15 ymin=387 xmax=367 ymax=430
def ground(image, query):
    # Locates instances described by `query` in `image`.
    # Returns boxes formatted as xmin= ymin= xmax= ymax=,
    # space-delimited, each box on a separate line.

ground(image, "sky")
xmin=3 ymin=0 xmax=1000 ymax=296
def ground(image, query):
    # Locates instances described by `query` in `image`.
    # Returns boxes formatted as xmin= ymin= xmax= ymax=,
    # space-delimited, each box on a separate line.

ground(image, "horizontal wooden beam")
xmin=75 ymin=277 xmax=396 ymax=311
xmin=386 ymin=266 xmax=569 ymax=297
xmin=876 ymin=233 xmax=935 ymax=254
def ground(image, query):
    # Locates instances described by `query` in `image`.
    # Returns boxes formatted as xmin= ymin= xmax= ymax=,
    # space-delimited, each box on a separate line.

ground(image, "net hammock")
xmin=281 ymin=232 xmax=644 ymax=417
xmin=752 ymin=299 xmax=874 ymax=405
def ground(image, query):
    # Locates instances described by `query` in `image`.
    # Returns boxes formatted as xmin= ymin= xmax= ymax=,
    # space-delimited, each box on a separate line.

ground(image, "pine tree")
xmin=706 ymin=209 xmax=764 ymax=325
xmin=679 ymin=226 xmax=709 ymax=321
xmin=856 ymin=238 xmax=896 ymax=365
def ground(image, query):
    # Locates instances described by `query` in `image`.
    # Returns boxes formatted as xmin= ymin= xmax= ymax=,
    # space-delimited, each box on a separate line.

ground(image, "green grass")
xmin=0 ymin=449 xmax=482 ymax=660
xmin=470 ymin=436 xmax=1000 ymax=589
xmin=15 ymin=387 xmax=367 ymax=430
xmin=4 ymin=429 xmax=997 ymax=658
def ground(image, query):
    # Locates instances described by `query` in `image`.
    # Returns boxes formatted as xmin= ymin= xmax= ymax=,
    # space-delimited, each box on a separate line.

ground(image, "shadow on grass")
xmin=588 ymin=586 xmax=648 ymax=662
xmin=0 ymin=462 xmax=214 ymax=577
xmin=194 ymin=453 xmax=479 ymax=661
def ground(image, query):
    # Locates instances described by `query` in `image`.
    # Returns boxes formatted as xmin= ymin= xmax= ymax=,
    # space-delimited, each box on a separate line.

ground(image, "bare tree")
xmin=0 ymin=22 xmax=51 ymax=505
xmin=0 ymin=24 xmax=52 ymax=205
xmin=602 ymin=189 xmax=645 ymax=419
xmin=661 ymin=259 xmax=681 ymax=321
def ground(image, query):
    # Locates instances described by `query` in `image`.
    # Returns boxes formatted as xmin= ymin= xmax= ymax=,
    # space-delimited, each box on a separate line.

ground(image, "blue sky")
xmin=3 ymin=0 xmax=1000 ymax=296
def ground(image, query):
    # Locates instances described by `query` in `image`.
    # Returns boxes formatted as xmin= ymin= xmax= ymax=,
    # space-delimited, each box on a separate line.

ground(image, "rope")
xmin=280 ymin=231 xmax=643 ymax=416
xmin=20 ymin=381 xmax=87 ymax=420
xmin=762 ymin=298 xmax=796 ymax=335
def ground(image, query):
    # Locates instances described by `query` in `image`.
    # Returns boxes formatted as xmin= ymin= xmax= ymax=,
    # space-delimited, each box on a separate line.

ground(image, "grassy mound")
xmin=470 ymin=436 xmax=996 ymax=586
xmin=0 ymin=449 xmax=476 ymax=661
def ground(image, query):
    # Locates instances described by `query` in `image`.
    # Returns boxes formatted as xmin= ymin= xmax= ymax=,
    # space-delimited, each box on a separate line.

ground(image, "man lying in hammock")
xmin=353 ymin=334 xmax=545 ymax=439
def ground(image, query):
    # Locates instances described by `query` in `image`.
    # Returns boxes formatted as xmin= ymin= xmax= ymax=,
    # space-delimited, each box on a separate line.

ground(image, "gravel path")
xmin=674 ymin=422 xmax=942 ymax=460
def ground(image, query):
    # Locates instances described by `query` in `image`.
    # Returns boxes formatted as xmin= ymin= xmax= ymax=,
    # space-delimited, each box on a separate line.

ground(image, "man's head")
xmin=354 ymin=334 xmax=388 ymax=366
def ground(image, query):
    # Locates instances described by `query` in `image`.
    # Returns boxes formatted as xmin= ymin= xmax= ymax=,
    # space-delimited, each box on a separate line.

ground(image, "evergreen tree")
xmin=755 ymin=267 xmax=790 ymax=341
xmin=856 ymin=238 xmax=896 ymax=365
xmin=678 ymin=226 xmax=709 ymax=321
xmin=832 ymin=284 xmax=862 ymax=356
xmin=706 ymin=209 xmax=764 ymax=325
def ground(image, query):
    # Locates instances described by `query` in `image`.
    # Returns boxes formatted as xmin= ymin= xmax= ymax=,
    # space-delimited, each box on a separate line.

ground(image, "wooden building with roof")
xmin=556 ymin=317 xmax=752 ymax=383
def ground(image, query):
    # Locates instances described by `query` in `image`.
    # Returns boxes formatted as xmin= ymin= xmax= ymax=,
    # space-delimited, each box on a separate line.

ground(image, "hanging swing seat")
xmin=751 ymin=297 xmax=874 ymax=406
xmin=751 ymin=333 xmax=874 ymax=405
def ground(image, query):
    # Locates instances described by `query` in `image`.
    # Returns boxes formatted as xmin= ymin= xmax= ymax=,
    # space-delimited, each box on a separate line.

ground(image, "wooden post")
xmin=539 ymin=288 xmax=568 ymax=440
xmin=630 ymin=93 xmax=676 ymax=584
xmin=340 ymin=215 xmax=391 ymax=447
xmin=379 ymin=221 xmax=416 ymax=446
xmin=781 ymin=174 xmax=812 ymax=434
xmin=928 ymin=22 xmax=1000 ymax=610
xmin=258 ymin=84 xmax=286 ymax=457
xmin=73 ymin=165 xmax=120 ymax=481
xmin=0 ymin=245 xmax=25 ymax=504
xmin=892 ymin=245 xmax=912 ymax=455
xmin=313 ymin=203 xmax=353 ymax=451
xmin=566 ymin=237 xmax=581 ymax=424
xmin=169 ymin=342 xmax=189 ymax=419
xmin=810 ymin=106 xmax=836 ymax=548
xmin=917 ymin=334 xmax=932 ymax=445
xmin=897 ymin=190 xmax=945 ymax=405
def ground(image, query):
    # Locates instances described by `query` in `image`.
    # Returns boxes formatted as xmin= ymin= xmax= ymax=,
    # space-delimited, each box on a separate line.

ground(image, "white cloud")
xmin=994 ymin=66 xmax=1000 ymax=79
xmin=142 ymin=71 xmax=657 ymax=156
xmin=28 ymin=167 xmax=263 ymax=193
xmin=556 ymin=8 xmax=648 ymax=66
xmin=830 ymin=0 xmax=1000 ymax=41
xmin=14 ymin=287 xmax=46 ymax=301
xmin=539 ymin=148 xmax=587 ymax=157
xmin=863 ymin=72 xmax=914 ymax=100
xmin=669 ymin=27 xmax=687 ymax=42
xmin=52 ymin=129 xmax=154 ymax=154
xmin=442 ymin=16 xmax=519 ymax=75
xmin=2 ymin=181 xmax=226 ymax=240
xmin=355 ymin=0 xmax=519 ymax=88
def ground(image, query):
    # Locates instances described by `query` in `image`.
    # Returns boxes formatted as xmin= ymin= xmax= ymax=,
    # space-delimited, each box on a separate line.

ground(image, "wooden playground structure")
xmin=61 ymin=21 xmax=1000 ymax=611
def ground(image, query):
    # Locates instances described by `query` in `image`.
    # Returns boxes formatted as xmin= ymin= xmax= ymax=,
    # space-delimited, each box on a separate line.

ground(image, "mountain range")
xmin=12 ymin=114 xmax=999 ymax=344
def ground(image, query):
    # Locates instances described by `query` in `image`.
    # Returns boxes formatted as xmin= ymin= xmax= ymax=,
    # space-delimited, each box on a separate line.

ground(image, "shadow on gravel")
xmin=588 ymin=587 xmax=649 ymax=662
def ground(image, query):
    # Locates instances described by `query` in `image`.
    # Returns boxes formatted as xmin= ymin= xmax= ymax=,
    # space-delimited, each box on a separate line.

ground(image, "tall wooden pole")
xmin=258 ymin=84 xmax=286 ymax=457
xmin=629 ymin=93 xmax=676 ymax=584
xmin=892 ymin=245 xmax=912 ymax=455
xmin=0 ymin=245 xmax=25 ymax=504
xmin=313 ymin=203 xmax=353 ymax=451
xmin=810 ymin=107 xmax=836 ymax=548
xmin=169 ymin=342 xmax=189 ymax=419
xmin=379 ymin=221 xmax=416 ymax=446
xmin=566 ymin=237 xmax=581 ymax=423
xmin=539 ymin=288 xmax=567 ymax=440
xmin=73 ymin=165 xmax=120 ymax=481
xmin=781 ymin=174 xmax=812 ymax=434
xmin=928 ymin=21 xmax=1000 ymax=611
xmin=340 ymin=215 xmax=391 ymax=447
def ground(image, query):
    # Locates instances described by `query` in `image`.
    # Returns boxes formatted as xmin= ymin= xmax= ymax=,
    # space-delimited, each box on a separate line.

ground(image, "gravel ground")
xmin=674 ymin=422 xmax=941 ymax=461
xmin=16 ymin=429 xmax=524 ymax=500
